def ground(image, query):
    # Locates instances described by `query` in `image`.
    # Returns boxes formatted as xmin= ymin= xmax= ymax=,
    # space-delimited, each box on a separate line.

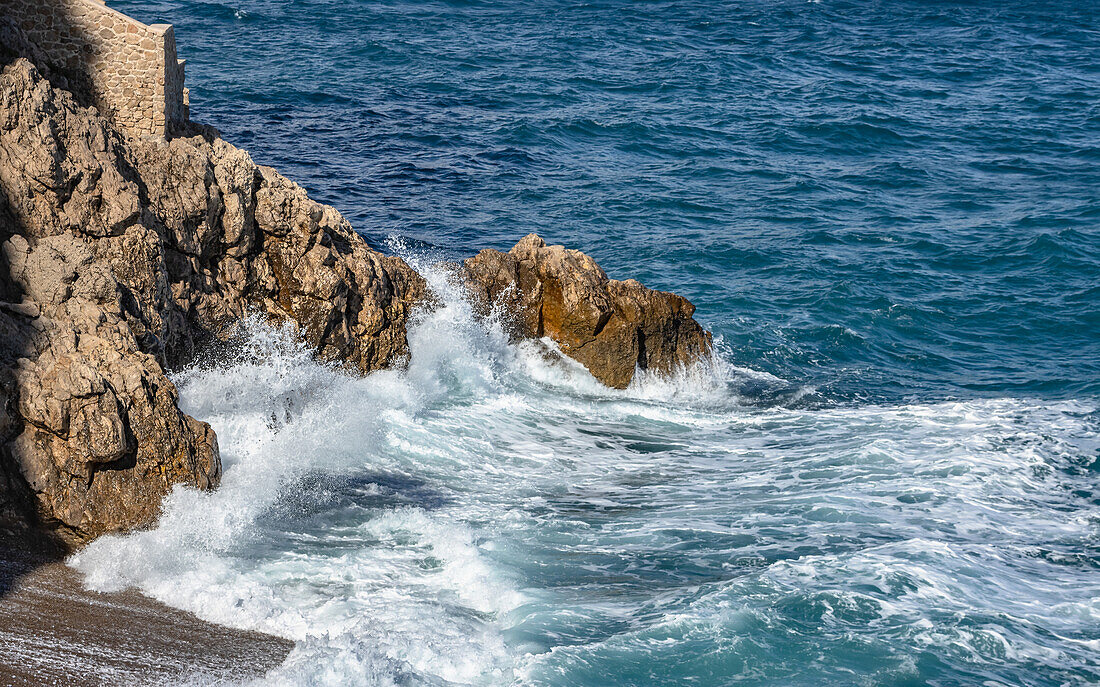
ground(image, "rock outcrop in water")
xmin=464 ymin=234 xmax=712 ymax=389
xmin=0 ymin=52 xmax=711 ymax=545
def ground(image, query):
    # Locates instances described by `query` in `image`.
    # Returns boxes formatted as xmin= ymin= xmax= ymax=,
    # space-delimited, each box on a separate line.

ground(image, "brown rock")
xmin=464 ymin=234 xmax=711 ymax=388
xmin=0 ymin=59 xmax=218 ymax=545
xmin=0 ymin=53 xmax=711 ymax=548
xmin=0 ymin=58 xmax=424 ymax=545
xmin=126 ymin=130 xmax=426 ymax=371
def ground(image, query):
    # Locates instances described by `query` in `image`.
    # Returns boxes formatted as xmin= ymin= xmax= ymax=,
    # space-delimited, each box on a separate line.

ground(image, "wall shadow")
xmin=0 ymin=5 xmax=93 ymax=110
xmin=0 ymin=158 xmax=67 ymax=599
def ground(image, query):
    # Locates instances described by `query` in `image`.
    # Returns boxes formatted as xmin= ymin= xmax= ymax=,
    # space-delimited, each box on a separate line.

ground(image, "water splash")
xmin=71 ymin=255 xmax=1100 ymax=686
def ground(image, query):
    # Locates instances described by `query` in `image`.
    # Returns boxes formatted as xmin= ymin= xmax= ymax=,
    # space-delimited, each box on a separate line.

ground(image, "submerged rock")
xmin=464 ymin=234 xmax=711 ymax=388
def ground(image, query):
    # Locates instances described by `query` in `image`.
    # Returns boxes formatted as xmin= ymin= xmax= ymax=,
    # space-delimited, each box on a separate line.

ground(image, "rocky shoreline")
xmin=0 ymin=19 xmax=711 ymax=682
xmin=0 ymin=52 xmax=711 ymax=549
xmin=0 ymin=531 xmax=292 ymax=685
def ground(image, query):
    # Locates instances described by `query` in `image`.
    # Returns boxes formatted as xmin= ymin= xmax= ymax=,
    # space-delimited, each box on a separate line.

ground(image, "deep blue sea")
xmin=75 ymin=1 xmax=1099 ymax=685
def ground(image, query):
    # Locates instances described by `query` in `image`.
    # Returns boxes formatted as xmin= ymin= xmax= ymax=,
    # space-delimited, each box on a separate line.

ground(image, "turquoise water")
xmin=74 ymin=1 xmax=1100 ymax=685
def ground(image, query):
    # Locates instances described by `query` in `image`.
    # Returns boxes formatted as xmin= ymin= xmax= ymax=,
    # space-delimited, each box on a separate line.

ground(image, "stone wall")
xmin=0 ymin=0 xmax=188 ymax=138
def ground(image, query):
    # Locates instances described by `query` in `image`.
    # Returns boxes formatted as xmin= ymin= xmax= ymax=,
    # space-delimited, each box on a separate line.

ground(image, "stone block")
xmin=4 ymin=0 xmax=189 ymax=138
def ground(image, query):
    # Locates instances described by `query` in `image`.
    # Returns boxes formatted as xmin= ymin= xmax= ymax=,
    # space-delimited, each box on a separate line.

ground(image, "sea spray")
xmin=71 ymin=256 xmax=1100 ymax=686
xmin=69 ymin=1 xmax=1100 ymax=682
xmin=73 ymin=261 xmax=533 ymax=684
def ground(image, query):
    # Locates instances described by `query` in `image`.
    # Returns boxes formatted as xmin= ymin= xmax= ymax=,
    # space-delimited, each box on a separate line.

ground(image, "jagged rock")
xmin=463 ymin=234 xmax=712 ymax=388
xmin=0 ymin=229 xmax=220 ymax=543
xmin=0 ymin=54 xmax=712 ymax=546
xmin=126 ymin=131 xmax=427 ymax=371
xmin=0 ymin=58 xmax=426 ymax=544
xmin=0 ymin=59 xmax=220 ymax=545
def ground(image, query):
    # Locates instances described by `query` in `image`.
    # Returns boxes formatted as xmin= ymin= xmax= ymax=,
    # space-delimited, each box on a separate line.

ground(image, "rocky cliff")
xmin=0 ymin=54 xmax=710 ymax=547
xmin=0 ymin=57 xmax=424 ymax=545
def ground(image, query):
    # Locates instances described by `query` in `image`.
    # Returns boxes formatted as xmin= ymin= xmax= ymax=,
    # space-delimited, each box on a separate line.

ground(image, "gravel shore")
xmin=0 ymin=535 xmax=292 ymax=686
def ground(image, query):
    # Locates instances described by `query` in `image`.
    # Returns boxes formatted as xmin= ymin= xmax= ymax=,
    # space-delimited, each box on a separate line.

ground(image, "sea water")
xmin=73 ymin=1 xmax=1099 ymax=685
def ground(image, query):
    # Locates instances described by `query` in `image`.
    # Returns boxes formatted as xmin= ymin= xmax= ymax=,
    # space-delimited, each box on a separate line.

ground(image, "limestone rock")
xmin=0 ymin=59 xmax=219 ymax=545
xmin=464 ymin=234 xmax=712 ymax=388
xmin=0 ymin=54 xmax=711 ymax=547
xmin=0 ymin=58 xmax=424 ymax=545
xmin=125 ymin=131 xmax=427 ymax=372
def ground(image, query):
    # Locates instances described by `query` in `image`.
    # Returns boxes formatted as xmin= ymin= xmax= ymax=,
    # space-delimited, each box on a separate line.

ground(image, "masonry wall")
xmin=1 ymin=0 xmax=188 ymax=138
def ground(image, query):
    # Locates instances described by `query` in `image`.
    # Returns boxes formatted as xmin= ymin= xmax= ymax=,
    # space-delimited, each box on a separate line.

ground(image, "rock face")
xmin=0 ymin=52 xmax=712 ymax=546
xmin=127 ymin=131 xmax=426 ymax=373
xmin=0 ymin=59 xmax=218 ymax=544
xmin=464 ymin=234 xmax=712 ymax=389
xmin=0 ymin=57 xmax=423 ymax=545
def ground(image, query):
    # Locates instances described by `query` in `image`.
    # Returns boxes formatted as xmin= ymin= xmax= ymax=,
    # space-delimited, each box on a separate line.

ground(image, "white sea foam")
xmin=70 ymin=255 xmax=1100 ymax=686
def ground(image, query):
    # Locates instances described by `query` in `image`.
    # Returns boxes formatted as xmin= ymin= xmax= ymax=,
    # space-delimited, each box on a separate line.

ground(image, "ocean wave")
xmin=69 ymin=250 xmax=1099 ymax=686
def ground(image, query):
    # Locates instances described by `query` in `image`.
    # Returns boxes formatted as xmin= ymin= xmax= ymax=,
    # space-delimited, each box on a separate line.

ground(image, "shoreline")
xmin=0 ymin=534 xmax=292 ymax=686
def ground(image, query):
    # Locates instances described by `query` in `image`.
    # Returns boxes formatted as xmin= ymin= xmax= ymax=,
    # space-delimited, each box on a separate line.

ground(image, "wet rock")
xmin=464 ymin=234 xmax=712 ymax=388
